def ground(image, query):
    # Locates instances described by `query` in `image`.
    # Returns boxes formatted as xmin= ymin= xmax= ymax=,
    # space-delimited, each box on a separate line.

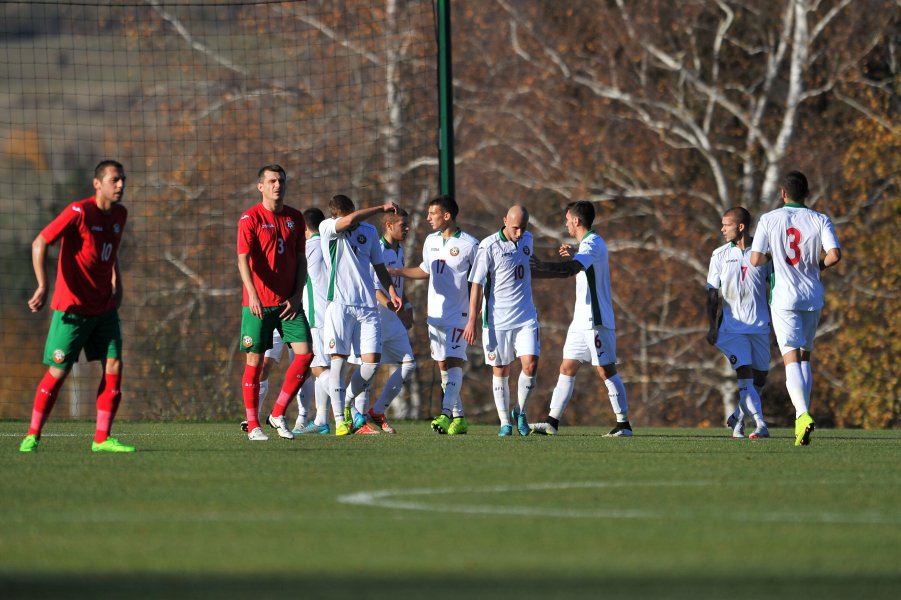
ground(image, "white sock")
xmin=517 ymin=373 xmax=536 ymax=412
xmin=373 ymin=362 xmax=415 ymax=414
xmin=605 ymin=374 xmax=628 ymax=422
xmin=785 ymin=362 xmax=808 ymax=417
xmin=314 ymin=372 xmax=330 ymax=426
xmin=492 ymin=376 xmax=510 ymax=425
xmin=257 ymin=378 xmax=269 ymax=415
xmin=444 ymin=367 xmax=463 ymax=417
xmin=800 ymin=361 xmax=812 ymax=405
xmin=737 ymin=378 xmax=765 ymax=426
xmin=295 ymin=376 xmax=312 ymax=427
xmin=440 ymin=369 xmax=448 ymax=393
xmin=548 ymin=374 xmax=576 ymax=420
xmin=329 ymin=358 xmax=347 ymax=423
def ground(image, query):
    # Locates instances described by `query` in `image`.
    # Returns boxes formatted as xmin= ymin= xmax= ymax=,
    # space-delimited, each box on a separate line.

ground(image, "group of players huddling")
xmin=18 ymin=163 xmax=840 ymax=452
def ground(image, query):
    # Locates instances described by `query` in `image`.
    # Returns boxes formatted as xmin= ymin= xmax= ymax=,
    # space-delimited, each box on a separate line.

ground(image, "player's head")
xmin=503 ymin=205 xmax=529 ymax=243
xmin=257 ymin=164 xmax=286 ymax=204
xmin=427 ymin=195 xmax=458 ymax=231
xmin=329 ymin=194 xmax=356 ymax=217
xmin=303 ymin=207 xmax=325 ymax=234
xmin=781 ymin=171 xmax=809 ymax=203
xmin=721 ymin=206 xmax=752 ymax=243
xmin=565 ymin=200 xmax=594 ymax=237
xmin=383 ymin=207 xmax=409 ymax=243
xmin=93 ymin=160 xmax=126 ymax=204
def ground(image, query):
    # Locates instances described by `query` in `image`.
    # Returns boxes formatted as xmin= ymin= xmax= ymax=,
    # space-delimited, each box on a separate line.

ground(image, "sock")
xmin=784 ymin=361 xmax=808 ymax=417
xmin=443 ymin=367 xmax=463 ymax=417
xmin=517 ymin=373 xmax=536 ymax=412
xmin=355 ymin=390 xmax=370 ymax=416
xmin=94 ymin=372 xmax=122 ymax=443
xmin=548 ymin=374 xmax=576 ymax=420
xmin=28 ymin=371 xmax=66 ymax=437
xmin=295 ymin=376 xmax=313 ymax=427
xmin=800 ymin=361 xmax=812 ymax=405
xmin=440 ymin=369 xmax=448 ymax=393
xmin=242 ymin=363 xmax=264 ymax=430
xmin=605 ymin=374 xmax=628 ymax=422
xmin=258 ymin=378 xmax=269 ymax=416
xmin=329 ymin=358 xmax=347 ymax=423
xmin=314 ymin=371 xmax=330 ymax=426
xmin=272 ymin=354 xmax=313 ymax=418
xmin=737 ymin=378 xmax=765 ymax=426
xmin=348 ymin=362 xmax=379 ymax=415
xmin=373 ymin=362 xmax=415 ymax=414
xmin=492 ymin=376 xmax=510 ymax=425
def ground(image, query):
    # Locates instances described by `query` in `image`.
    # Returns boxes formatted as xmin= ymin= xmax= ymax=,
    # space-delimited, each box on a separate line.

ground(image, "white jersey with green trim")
xmin=469 ymin=229 xmax=537 ymax=330
xmin=570 ymin=230 xmax=616 ymax=331
xmin=302 ymin=233 xmax=328 ymax=328
xmin=706 ymin=242 xmax=771 ymax=334
xmin=374 ymin=237 xmax=405 ymax=299
xmin=319 ymin=219 xmax=383 ymax=308
xmin=419 ymin=229 xmax=479 ymax=327
xmin=750 ymin=205 xmax=840 ymax=311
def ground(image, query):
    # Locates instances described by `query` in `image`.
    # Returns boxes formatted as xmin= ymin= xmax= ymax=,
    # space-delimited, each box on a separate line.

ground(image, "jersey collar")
xmin=784 ymin=202 xmax=806 ymax=208
xmin=581 ymin=229 xmax=596 ymax=241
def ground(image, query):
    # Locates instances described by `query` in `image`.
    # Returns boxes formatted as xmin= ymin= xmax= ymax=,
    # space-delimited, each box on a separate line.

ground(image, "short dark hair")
xmin=782 ymin=171 xmax=809 ymax=202
xmin=384 ymin=207 xmax=409 ymax=226
xmin=303 ymin=207 xmax=325 ymax=231
xmin=258 ymin=164 xmax=286 ymax=182
xmin=428 ymin=195 xmax=458 ymax=220
xmin=94 ymin=160 xmax=123 ymax=180
xmin=329 ymin=194 xmax=355 ymax=217
xmin=723 ymin=206 xmax=752 ymax=229
xmin=566 ymin=201 xmax=595 ymax=228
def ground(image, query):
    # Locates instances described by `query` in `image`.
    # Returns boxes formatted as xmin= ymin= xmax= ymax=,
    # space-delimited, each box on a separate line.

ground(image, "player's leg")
xmin=484 ymin=326 xmax=512 ymax=432
xmin=590 ymin=328 xmax=631 ymax=437
xmin=267 ymin=314 xmax=314 ymax=439
xmin=240 ymin=307 xmax=277 ymax=440
xmin=771 ymin=308 xmax=816 ymax=445
xmin=512 ymin=322 xmax=540 ymax=436
xmin=746 ymin=334 xmax=771 ymax=438
xmin=369 ymin=321 xmax=415 ymax=433
xmin=441 ymin=326 xmax=469 ymax=435
xmin=81 ymin=309 xmax=130 ymax=451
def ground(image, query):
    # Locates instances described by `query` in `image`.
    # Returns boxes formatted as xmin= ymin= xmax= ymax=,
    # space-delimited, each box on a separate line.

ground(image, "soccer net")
xmin=0 ymin=0 xmax=439 ymax=420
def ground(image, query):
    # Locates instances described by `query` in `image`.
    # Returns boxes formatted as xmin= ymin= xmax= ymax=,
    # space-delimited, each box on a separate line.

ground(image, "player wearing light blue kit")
xmin=706 ymin=207 xmax=772 ymax=439
xmin=463 ymin=205 xmax=539 ymax=437
xmin=528 ymin=201 xmax=631 ymax=437
xmin=750 ymin=171 xmax=841 ymax=447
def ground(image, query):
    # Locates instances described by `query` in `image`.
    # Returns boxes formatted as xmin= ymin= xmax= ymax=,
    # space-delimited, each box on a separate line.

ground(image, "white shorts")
xmin=771 ymin=307 xmax=820 ymax=355
xmin=380 ymin=310 xmax=415 ymax=364
xmin=715 ymin=331 xmax=770 ymax=371
xmin=310 ymin=327 xmax=328 ymax=368
xmin=323 ymin=303 xmax=381 ymax=357
xmin=482 ymin=320 xmax=540 ymax=366
xmin=562 ymin=327 xmax=617 ymax=366
xmin=266 ymin=328 xmax=327 ymax=368
xmin=428 ymin=323 xmax=468 ymax=362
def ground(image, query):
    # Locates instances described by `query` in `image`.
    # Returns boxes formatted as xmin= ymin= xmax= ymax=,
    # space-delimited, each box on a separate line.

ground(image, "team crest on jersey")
xmin=729 ymin=354 xmax=737 ymax=365
xmin=287 ymin=219 xmax=295 ymax=230
xmin=242 ymin=336 xmax=254 ymax=348
xmin=449 ymin=247 xmax=460 ymax=256
xmin=113 ymin=224 xmax=121 ymax=235
xmin=357 ymin=234 xmax=367 ymax=244
xmin=52 ymin=349 xmax=66 ymax=364
xmin=329 ymin=339 xmax=336 ymax=349
xmin=488 ymin=351 xmax=497 ymax=361
xmin=523 ymin=246 xmax=531 ymax=256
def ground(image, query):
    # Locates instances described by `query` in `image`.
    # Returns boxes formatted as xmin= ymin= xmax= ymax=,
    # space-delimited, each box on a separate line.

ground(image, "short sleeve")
xmin=41 ymin=203 xmax=82 ymax=245
xmin=572 ymin=237 xmax=596 ymax=272
xmin=319 ymin=218 xmax=338 ymax=240
xmin=821 ymin=216 xmax=840 ymax=252
xmin=369 ymin=229 xmax=385 ymax=266
xmin=750 ymin=217 xmax=770 ymax=254
xmin=419 ymin=240 xmax=432 ymax=274
xmin=706 ymin=253 xmax=721 ymax=289
xmin=237 ymin=212 xmax=254 ymax=255
xmin=468 ymin=244 xmax=489 ymax=285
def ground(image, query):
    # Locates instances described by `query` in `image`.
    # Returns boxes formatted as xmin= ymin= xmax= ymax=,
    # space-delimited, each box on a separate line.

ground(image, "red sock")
xmin=242 ymin=363 xmax=264 ymax=430
xmin=28 ymin=370 xmax=65 ymax=437
xmin=95 ymin=373 xmax=122 ymax=443
xmin=271 ymin=353 xmax=314 ymax=417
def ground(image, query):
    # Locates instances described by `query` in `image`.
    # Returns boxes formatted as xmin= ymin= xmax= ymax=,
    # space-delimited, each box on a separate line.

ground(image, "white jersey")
xmin=751 ymin=204 xmax=840 ymax=311
xmin=706 ymin=242 xmax=772 ymax=334
xmin=420 ymin=229 xmax=479 ymax=328
xmin=373 ymin=237 xmax=406 ymax=330
xmin=319 ymin=219 xmax=383 ymax=308
xmin=570 ymin=230 xmax=616 ymax=331
xmin=302 ymin=233 xmax=328 ymax=328
xmin=469 ymin=229 xmax=537 ymax=330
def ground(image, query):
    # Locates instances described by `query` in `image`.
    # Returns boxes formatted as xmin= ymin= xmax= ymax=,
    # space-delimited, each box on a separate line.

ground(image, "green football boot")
xmin=447 ymin=416 xmax=469 ymax=435
xmin=431 ymin=414 xmax=451 ymax=434
xmin=794 ymin=412 xmax=816 ymax=446
xmin=19 ymin=434 xmax=39 ymax=453
xmin=335 ymin=420 xmax=353 ymax=437
xmin=92 ymin=437 xmax=136 ymax=453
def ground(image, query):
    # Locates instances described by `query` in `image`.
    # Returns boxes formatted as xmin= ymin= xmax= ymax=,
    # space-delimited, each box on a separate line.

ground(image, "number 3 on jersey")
xmin=785 ymin=227 xmax=801 ymax=266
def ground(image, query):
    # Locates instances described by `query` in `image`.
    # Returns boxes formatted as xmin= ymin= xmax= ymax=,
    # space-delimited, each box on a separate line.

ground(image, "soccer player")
xmin=463 ymin=205 xmax=539 ymax=437
xmin=237 ymin=164 xmax=314 ymax=441
xmin=388 ymin=195 xmax=479 ymax=435
xmin=19 ymin=160 xmax=134 ymax=453
xmin=706 ymin=207 xmax=772 ymax=439
xmin=354 ymin=208 xmax=417 ymax=434
xmin=528 ymin=200 xmax=632 ymax=437
xmin=750 ymin=171 xmax=842 ymax=446
xmin=292 ymin=207 xmax=332 ymax=435
xmin=319 ymin=195 xmax=402 ymax=436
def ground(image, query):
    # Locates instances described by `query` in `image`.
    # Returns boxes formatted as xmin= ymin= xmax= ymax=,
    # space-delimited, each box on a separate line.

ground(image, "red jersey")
xmin=237 ymin=203 xmax=306 ymax=307
xmin=40 ymin=197 xmax=127 ymax=316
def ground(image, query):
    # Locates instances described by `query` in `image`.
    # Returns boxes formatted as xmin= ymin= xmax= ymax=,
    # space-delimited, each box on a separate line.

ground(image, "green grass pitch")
xmin=2 ymin=422 xmax=900 ymax=599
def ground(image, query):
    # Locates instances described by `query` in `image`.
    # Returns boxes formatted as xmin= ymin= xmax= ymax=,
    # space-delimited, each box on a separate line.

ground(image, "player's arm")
xmin=334 ymin=202 xmax=399 ymax=233
xmin=819 ymin=248 xmax=841 ymax=271
xmin=529 ymin=254 xmax=583 ymax=279
xmin=237 ymin=253 xmax=263 ymax=318
xmin=112 ymin=259 xmax=123 ymax=309
xmin=461 ymin=282 xmax=484 ymax=345
xmin=705 ymin=287 xmax=721 ymax=346
xmin=27 ymin=233 xmax=50 ymax=312
xmin=749 ymin=251 xmax=769 ymax=267
xmin=280 ymin=252 xmax=307 ymax=320
xmin=373 ymin=263 xmax=402 ymax=312
xmin=389 ymin=265 xmax=429 ymax=280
